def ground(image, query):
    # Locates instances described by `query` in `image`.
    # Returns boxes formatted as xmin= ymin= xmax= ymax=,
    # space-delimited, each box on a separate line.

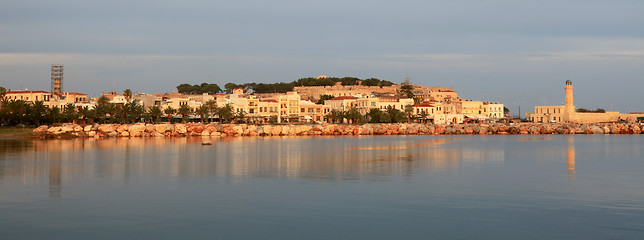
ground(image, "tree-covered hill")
xmin=176 ymin=77 xmax=395 ymax=94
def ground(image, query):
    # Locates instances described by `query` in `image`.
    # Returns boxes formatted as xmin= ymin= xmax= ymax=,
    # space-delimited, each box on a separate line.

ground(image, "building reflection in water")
xmin=0 ymin=136 xmax=506 ymax=197
xmin=567 ymin=136 xmax=575 ymax=180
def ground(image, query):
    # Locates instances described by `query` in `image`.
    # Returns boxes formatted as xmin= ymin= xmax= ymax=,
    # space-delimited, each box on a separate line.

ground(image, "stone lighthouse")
xmin=565 ymin=80 xmax=575 ymax=113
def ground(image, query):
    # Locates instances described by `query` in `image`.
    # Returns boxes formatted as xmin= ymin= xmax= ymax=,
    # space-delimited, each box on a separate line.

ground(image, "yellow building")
xmin=299 ymin=100 xmax=330 ymax=122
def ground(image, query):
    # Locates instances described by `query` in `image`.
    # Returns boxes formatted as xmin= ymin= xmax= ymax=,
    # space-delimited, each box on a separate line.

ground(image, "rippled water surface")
xmin=1 ymin=135 xmax=643 ymax=239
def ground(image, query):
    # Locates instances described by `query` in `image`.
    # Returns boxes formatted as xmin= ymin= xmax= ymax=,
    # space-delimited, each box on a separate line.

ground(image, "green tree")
xmin=124 ymin=89 xmax=132 ymax=102
xmin=62 ymin=103 xmax=80 ymax=123
xmin=122 ymin=101 xmax=144 ymax=123
xmin=148 ymin=105 xmax=162 ymax=123
xmin=205 ymin=100 xmax=218 ymax=123
xmin=345 ymin=108 xmax=363 ymax=124
xmin=47 ymin=106 xmax=62 ymax=124
xmin=419 ymin=109 xmax=429 ymax=123
xmin=326 ymin=109 xmax=344 ymax=123
xmin=30 ymin=101 xmax=48 ymax=125
xmin=94 ymin=96 xmax=114 ymax=123
xmin=400 ymin=79 xmax=414 ymax=99
xmin=235 ymin=108 xmax=247 ymax=123
xmin=224 ymin=83 xmax=241 ymax=94
xmin=0 ymin=86 xmax=7 ymax=100
xmin=178 ymin=104 xmax=191 ymax=123
xmin=79 ymin=106 xmax=98 ymax=124
xmin=367 ymin=108 xmax=383 ymax=123
xmin=404 ymin=104 xmax=414 ymax=123
xmin=164 ymin=107 xmax=176 ymax=123
xmin=217 ymin=104 xmax=235 ymax=123
xmin=196 ymin=105 xmax=209 ymax=124
xmin=4 ymin=100 xmax=29 ymax=125
xmin=385 ymin=106 xmax=405 ymax=123
xmin=317 ymin=94 xmax=335 ymax=104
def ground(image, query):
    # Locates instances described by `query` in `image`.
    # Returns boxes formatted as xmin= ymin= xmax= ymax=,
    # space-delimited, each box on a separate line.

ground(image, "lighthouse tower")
xmin=565 ymin=80 xmax=575 ymax=113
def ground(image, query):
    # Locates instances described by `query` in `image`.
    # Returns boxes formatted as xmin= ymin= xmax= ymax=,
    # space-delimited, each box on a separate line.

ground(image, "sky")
xmin=1 ymin=0 xmax=643 ymax=114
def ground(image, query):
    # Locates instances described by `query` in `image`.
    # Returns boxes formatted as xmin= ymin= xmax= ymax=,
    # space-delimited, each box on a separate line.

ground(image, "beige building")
xmin=415 ymin=89 xmax=458 ymax=102
xmin=4 ymin=90 xmax=89 ymax=109
xmin=325 ymin=96 xmax=358 ymax=112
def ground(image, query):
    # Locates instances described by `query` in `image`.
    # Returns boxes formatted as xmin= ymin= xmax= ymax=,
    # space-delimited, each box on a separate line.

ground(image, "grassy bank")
xmin=0 ymin=126 xmax=35 ymax=138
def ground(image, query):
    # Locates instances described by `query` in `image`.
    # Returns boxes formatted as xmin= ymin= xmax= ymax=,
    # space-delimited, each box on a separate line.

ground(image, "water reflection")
xmin=567 ymin=136 xmax=575 ymax=180
xmin=0 ymin=136 xmax=506 ymax=197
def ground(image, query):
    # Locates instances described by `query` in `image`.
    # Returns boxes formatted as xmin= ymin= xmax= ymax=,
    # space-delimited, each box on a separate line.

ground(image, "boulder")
xmin=61 ymin=125 xmax=74 ymax=132
xmin=129 ymin=124 xmax=146 ymax=136
xmin=175 ymin=124 xmax=187 ymax=134
xmin=33 ymin=125 xmax=49 ymax=134
xmin=151 ymin=132 xmax=165 ymax=138
xmin=271 ymin=125 xmax=282 ymax=136
xmin=590 ymin=126 xmax=604 ymax=134
xmin=116 ymin=124 xmax=129 ymax=133
xmin=47 ymin=126 xmax=62 ymax=133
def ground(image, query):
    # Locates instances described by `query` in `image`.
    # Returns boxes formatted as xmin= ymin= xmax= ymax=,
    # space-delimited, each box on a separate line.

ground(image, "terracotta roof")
xmin=329 ymin=96 xmax=357 ymax=100
xmin=261 ymin=99 xmax=278 ymax=103
xmin=413 ymin=103 xmax=435 ymax=107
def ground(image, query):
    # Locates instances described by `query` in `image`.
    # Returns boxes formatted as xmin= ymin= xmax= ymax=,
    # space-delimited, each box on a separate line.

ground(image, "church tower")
xmin=565 ymin=80 xmax=574 ymax=113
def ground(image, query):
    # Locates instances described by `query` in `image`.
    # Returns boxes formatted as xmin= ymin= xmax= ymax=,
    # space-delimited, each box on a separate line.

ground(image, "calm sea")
xmin=1 ymin=135 xmax=643 ymax=239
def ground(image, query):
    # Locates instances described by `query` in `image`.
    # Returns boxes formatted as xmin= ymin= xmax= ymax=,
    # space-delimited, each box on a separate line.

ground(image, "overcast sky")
xmin=1 ymin=0 xmax=643 ymax=113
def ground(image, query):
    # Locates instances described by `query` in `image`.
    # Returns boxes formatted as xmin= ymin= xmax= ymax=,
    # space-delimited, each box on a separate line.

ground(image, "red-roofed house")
xmin=325 ymin=96 xmax=357 ymax=111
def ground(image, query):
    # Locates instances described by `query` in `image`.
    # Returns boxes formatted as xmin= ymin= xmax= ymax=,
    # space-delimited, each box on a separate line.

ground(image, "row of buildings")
xmin=3 ymin=74 xmax=505 ymax=124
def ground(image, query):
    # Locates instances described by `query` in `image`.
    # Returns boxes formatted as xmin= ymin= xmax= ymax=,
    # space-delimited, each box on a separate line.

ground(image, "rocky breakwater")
xmin=32 ymin=122 xmax=644 ymax=138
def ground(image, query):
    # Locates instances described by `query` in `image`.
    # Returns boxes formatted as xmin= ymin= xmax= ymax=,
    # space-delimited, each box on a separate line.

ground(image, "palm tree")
xmin=419 ymin=110 xmax=429 ymax=124
xmin=148 ymin=105 xmax=162 ymax=123
xmin=345 ymin=108 xmax=363 ymax=124
xmin=130 ymin=101 xmax=145 ymax=123
xmin=31 ymin=101 xmax=48 ymax=125
xmin=63 ymin=103 xmax=79 ymax=123
xmin=385 ymin=106 xmax=404 ymax=123
xmin=178 ymin=104 xmax=191 ymax=123
xmin=121 ymin=101 xmax=144 ymax=123
xmin=48 ymin=106 xmax=62 ymax=124
xmin=217 ymin=104 xmax=234 ymax=123
xmin=404 ymin=104 xmax=414 ymax=123
xmin=79 ymin=106 xmax=98 ymax=124
xmin=205 ymin=100 xmax=217 ymax=123
xmin=95 ymin=95 xmax=113 ymax=123
xmin=235 ymin=108 xmax=247 ymax=123
xmin=196 ymin=105 xmax=209 ymax=124
xmin=164 ymin=107 xmax=176 ymax=123
xmin=326 ymin=109 xmax=344 ymax=123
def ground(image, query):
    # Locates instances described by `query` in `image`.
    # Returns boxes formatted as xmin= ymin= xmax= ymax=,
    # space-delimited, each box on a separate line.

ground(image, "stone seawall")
xmin=32 ymin=122 xmax=644 ymax=138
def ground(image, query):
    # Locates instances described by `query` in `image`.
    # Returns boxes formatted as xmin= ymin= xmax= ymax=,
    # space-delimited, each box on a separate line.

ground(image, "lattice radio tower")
xmin=51 ymin=64 xmax=64 ymax=93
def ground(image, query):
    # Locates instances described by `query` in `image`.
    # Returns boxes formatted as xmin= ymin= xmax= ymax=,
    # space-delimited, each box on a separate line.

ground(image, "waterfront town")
xmin=2 ymin=65 xmax=644 ymax=138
